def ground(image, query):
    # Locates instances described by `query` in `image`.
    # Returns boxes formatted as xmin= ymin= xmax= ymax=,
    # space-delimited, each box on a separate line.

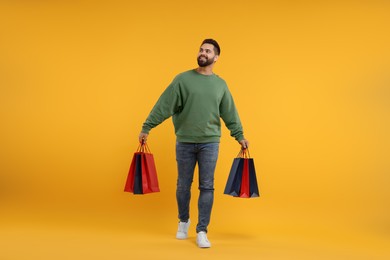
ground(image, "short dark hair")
xmin=201 ymin=39 xmax=221 ymax=55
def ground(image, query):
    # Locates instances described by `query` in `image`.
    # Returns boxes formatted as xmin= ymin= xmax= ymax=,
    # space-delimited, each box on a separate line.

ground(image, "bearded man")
xmin=138 ymin=39 xmax=249 ymax=248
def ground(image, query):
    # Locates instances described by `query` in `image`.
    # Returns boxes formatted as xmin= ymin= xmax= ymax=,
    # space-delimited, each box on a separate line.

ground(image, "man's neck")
xmin=196 ymin=66 xmax=214 ymax=75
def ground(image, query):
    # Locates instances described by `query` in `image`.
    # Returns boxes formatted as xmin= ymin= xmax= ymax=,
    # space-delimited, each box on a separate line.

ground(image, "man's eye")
xmin=206 ymin=50 xmax=211 ymax=53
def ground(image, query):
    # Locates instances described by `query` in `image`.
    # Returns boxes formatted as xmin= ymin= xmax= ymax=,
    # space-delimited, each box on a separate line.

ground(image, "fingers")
xmin=240 ymin=139 xmax=249 ymax=149
xmin=138 ymin=133 xmax=148 ymax=143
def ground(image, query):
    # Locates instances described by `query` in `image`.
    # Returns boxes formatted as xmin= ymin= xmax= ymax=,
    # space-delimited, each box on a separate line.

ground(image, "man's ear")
xmin=214 ymin=55 xmax=219 ymax=62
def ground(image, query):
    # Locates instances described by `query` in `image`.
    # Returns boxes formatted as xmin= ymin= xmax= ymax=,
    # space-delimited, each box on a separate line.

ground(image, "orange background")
xmin=1 ymin=1 xmax=389 ymax=259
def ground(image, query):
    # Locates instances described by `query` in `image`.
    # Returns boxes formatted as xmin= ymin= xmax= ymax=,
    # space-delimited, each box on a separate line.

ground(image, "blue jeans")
xmin=176 ymin=142 xmax=219 ymax=233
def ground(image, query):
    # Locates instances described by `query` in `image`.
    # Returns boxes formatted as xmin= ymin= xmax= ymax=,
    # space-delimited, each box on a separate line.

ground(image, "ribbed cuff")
xmin=236 ymin=135 xmax=245 ymax=142
xmin=141 ymin=127 xmax=150 ymax=134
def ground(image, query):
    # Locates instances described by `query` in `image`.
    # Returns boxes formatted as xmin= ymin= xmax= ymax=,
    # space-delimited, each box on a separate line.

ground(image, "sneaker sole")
xmin=197 ymin=243 xmax=211 ymax=248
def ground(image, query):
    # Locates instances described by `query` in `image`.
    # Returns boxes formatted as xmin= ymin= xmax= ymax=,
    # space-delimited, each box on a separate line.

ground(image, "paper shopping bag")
xmin=224 ymin=148 xmax=260 ymax=199
xmin=124 ymin=152 xmax=138 ymax=193
xmin=141 ymin=152 xmax=160 ymax=194
xmin=248 ymin=158 xmax=260 ymax=197
xmin=224 ymin=158 xmax=244 ymax=196
xmin=239 ymin=159 xmax=250 ymax=198
xmin=133 ymin=153 xmax=143 ymax=194
xmin=124 ymin=142 xmax=160 ymax=195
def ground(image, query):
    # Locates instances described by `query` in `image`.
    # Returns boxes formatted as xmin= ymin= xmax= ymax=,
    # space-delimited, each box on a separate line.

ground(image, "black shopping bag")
xmin=133 ymin=153 xmax=143 ymax=194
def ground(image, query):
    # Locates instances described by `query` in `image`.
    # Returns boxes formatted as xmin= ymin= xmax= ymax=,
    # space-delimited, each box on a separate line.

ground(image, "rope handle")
xmin=136 ymin=139 xmax=152 ymax=153
xmin=236 ymin=148 xmax=251 ymax=158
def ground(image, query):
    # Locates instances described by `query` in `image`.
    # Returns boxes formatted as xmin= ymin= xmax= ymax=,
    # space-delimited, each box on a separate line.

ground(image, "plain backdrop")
xmin=1 ymin=1 xmax=389 ymax=259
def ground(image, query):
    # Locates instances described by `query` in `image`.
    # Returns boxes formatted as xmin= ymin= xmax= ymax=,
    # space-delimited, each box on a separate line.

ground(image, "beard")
xmin=197 ymin=55 xmax=214 ymax=67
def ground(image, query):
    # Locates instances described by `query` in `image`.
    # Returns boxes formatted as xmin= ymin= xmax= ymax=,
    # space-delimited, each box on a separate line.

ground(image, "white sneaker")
xmin=196 ymin=231 xmax=211 ymax=248
xmin=176 ymin=219 xmax=190 ymax=239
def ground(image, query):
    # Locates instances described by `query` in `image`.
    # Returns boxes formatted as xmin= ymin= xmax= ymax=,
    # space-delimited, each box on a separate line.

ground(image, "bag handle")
xmin=236 ymin=148 xmax=250 ymax=158
xmin=137 ymin=139 xmax=151 ymax=153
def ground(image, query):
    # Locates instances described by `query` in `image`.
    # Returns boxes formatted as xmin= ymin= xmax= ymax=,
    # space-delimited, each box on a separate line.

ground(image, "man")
xmin=138 ymin=39 xmax=249 ymax=248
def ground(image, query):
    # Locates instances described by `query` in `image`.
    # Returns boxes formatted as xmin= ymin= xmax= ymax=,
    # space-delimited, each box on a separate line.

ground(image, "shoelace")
xmin=199 ymin=233 xmax=209 ymax=242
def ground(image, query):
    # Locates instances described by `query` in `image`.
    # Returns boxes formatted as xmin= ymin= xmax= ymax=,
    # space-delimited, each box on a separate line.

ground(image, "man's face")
xmin=197 ymin=43 xmax=218 ymax=67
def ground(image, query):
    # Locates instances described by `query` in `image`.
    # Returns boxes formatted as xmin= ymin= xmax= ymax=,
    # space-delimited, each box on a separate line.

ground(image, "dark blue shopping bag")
xmin=248 ymin=158 xmax=260 ymax=197
xmin=224 ymin=158 xmax=244 ymax=196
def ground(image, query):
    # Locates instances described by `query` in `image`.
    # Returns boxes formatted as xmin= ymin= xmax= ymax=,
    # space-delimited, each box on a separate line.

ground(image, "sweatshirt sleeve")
xmin=141 ymin=80 xmax=182 ymax=134
xmin=219 ymin=88 xmax=244 ymax=142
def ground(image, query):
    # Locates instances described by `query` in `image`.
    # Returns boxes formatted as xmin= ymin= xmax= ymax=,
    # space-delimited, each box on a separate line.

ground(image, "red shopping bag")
xmin=239 ymin=158 xmax=250 ymax=198
xmin=124 ymin=152 xmax=138 ymax=193
xmin=140 ymin=144 xmax=160 ymax=194
xmin=124 ymin=142 xmax=160 ymax=195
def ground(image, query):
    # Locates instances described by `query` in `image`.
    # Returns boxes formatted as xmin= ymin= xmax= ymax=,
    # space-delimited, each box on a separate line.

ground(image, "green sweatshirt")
xmin=142 ymin=69 xmax=244 ymax=143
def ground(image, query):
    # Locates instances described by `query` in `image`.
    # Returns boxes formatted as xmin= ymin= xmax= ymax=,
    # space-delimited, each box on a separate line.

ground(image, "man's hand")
xmin=139 ymin=132 xmax=149 ymax=143
xmin=239 ymin=139 xmax=249 ymax=149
